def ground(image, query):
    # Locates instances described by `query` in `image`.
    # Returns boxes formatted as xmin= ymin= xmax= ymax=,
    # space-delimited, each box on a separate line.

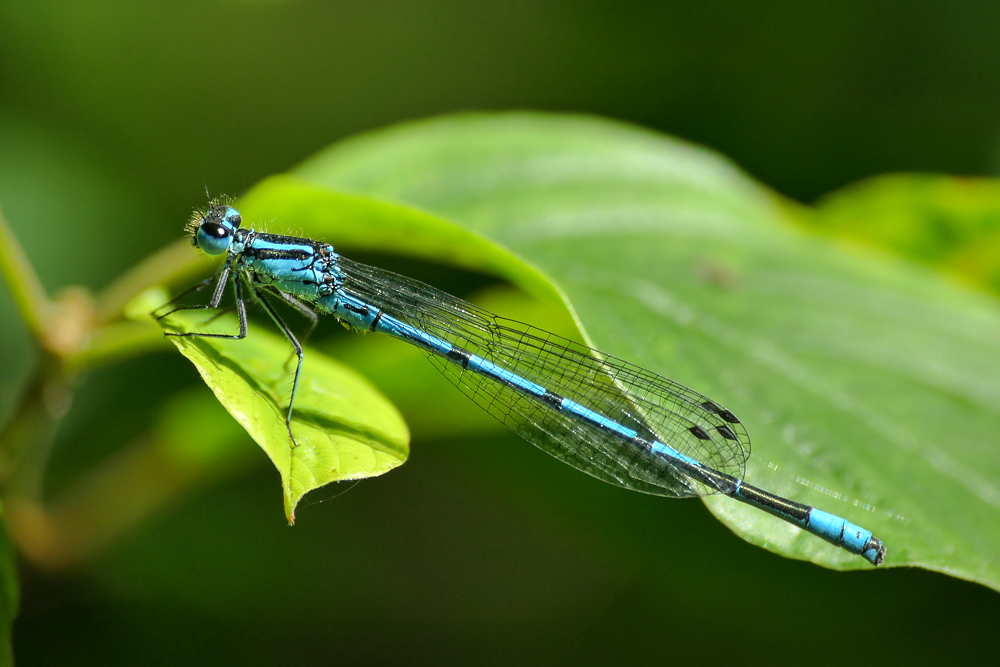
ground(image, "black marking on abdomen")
xmin=369 ymin=309 xmax=384 ymax=332
xmin=716 ymin=425 xmax=738 ymax=441
xmin=541 ymin=390 xmax=564 ymax=408
xmin=670 ymin=458 xmax=738 ymax=495
xmin=446 ymin=346 xmax=472 ymax=369
xmin=736 ymin=483 xmax=811 ymax=522
xmin=688 ymin=425 xmax=711 ymax=440
xmin=343 ymin=302 xmax=370 ymax=317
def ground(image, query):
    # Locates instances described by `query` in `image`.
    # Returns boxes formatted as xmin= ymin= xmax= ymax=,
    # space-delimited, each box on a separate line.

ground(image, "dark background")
xmin=1 ymin=1 xmax=998 ymax=665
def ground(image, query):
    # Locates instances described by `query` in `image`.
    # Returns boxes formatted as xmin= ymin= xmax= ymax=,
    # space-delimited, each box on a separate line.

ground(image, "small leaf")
xmin=158 ymin=310 xmax=408 ymax=521
xmin=815 ymin=174 xmax=1000 ymax=294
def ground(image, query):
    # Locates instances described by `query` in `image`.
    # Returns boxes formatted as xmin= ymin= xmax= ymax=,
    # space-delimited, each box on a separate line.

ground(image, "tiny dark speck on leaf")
xmin=696 ymin=258 xmax=741 ymax=290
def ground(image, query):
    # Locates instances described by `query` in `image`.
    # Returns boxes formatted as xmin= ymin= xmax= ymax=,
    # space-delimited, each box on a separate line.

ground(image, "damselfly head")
xmin=187 ymin=203 xmax=242 ymax=256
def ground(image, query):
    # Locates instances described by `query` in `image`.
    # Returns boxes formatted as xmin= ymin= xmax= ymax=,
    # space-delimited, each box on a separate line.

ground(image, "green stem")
xmin=0 ymin=202 xmax=52 ymax=338
xmin=0 ymin=356 xmax=72 ymax=498
xmin=66 ymin=321 xmax=171 ymax=374
xmin=0 ymin=201 xmax=243 ymax=568
xmin=6 ymin=421 xmax=255 ymax=571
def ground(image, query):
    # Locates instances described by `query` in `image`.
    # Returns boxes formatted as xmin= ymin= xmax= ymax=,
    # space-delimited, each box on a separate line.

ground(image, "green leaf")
xmin=815 ymin=173 xmax=1000 ymax=295
xmin=238 ymin=112 xmax=1000 ymax=587
xmin=158 ymin=310 xmax=408 ymax=521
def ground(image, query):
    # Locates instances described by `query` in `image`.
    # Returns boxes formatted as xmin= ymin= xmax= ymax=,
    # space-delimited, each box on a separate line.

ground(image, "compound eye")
xmin=204 ymin=221 xmax=228 ymax=238
xmin=196 ymin=221 xmax=233 ymax=255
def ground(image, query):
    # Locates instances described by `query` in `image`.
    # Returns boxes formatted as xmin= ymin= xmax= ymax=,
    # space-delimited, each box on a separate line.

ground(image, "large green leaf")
xmin=237 ymin=112 xmax=1000 ymax=586
xmin=159 ymin=310 xmax=408 ymax=521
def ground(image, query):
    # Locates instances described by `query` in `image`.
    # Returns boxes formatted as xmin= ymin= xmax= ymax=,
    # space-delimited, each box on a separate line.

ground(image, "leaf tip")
xmin=283 ymin=494 xmax=297 ymax=525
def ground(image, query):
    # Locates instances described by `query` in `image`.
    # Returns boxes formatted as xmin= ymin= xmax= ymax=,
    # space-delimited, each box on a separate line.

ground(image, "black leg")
xmin=151 ymin=274 xmax=217 ymax=319
xmin=155 ymin=263 xmax=233 ymax=321
xmin=163 ymin=267 xmax=248 ymax=340
xmin=269 ymin=289 xmax=319 ymax=344
xmin=266 ymin=288 xmax=319 ymax=372
xmin=253 ymin=285 xmax=303 ymax=448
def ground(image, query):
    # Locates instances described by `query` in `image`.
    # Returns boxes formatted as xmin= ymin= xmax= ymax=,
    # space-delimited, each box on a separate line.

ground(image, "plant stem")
xmin=0 ymin=357 xmax=72 ymax=499
xmin=66 ymin=321 xmax=170 ymax=373
xmin=5 ymin=428 xmax=255 ymax=570
xmin=0 ymin=204 xmax=52 ymax=338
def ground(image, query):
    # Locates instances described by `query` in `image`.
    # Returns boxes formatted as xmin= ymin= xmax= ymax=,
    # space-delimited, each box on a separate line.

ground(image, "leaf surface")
xmin=160 ymin=310 xmax=408 ymax=520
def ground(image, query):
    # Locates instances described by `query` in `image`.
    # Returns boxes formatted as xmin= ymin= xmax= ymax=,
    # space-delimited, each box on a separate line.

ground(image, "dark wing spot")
xmin=716 ymin=425 xmax=739 ymax=441
xmin=688 ymin=425 xmax=711 ymax=440
xmin=701 ymin=401 xmax=740 ymax=424
xmin=719 ymin=410 xmax=739 ymax=424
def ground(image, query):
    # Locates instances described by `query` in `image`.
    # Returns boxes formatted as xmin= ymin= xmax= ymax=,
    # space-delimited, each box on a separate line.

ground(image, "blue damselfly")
xmin=156 ymin=202 xmax=886 ymax=566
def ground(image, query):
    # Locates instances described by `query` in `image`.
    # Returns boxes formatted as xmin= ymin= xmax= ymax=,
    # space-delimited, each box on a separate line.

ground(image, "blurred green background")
xmin=1 ymin=1 xmax=999 ymax=665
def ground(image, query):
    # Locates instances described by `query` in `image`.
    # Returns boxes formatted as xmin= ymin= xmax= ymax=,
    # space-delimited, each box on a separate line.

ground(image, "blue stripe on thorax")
xmin=237 ymin=233 xmax=337 ymax=301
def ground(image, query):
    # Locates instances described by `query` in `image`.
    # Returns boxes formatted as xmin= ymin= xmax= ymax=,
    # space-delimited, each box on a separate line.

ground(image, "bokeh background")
xmin=1 ymin=1 xmax=998 ymax=665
